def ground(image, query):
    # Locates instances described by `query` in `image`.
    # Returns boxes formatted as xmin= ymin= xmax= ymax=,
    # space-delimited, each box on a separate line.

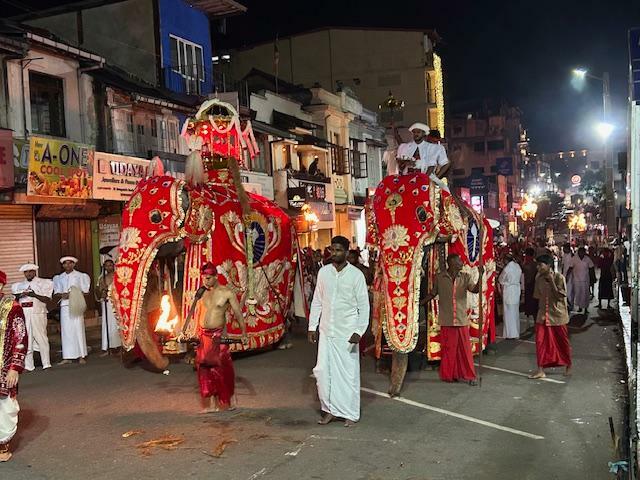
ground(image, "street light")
xmin=595 ymin=122 xmax=614 ymax=141
xmin=570 ymin=67 xmax=614 ymax=236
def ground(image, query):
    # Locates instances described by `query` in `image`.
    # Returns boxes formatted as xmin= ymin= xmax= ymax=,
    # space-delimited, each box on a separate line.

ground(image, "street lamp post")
xmin=572 ymin=68 xmax=615 ymax=236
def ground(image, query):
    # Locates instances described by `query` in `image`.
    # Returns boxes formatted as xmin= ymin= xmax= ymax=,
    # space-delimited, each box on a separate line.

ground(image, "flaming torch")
xmin=567 ymin=212 xmax=586 ymax=242
xmin=520 ymin=194 xmax=538 ymax=222
xmin=154 ymin=294 xmax=181 ymax=354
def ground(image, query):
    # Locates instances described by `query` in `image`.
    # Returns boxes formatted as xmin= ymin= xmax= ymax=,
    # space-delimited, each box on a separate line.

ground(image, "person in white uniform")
xmin=52 ymin=256 xmax=91 ymax=364
xmin=11 ymin=264 xmax=53 ymax=370
xmin=567 ymin=247 xmax=594 ymax=313
xmin=498 ymin=253 xmax=522 ymax=339
xmin=95 ymin=259 xmax=121 ymax=355
xmin=308 ymin=236 xmax=370 ymax=427
xmin=394 ymin=122 xmax=451 ymax=182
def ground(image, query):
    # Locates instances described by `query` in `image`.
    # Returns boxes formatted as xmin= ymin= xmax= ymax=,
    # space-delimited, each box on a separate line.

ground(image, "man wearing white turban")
xmin=394 ymin=122 xmax=451 ymax=181
xmin=52 ymin=256 xmax=91 ymax=364
xmin=12 ymin=264 xmax=53 ymax=370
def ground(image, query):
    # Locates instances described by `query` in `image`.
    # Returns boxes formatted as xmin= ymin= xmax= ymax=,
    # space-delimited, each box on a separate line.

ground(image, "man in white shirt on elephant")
xmin=52 ymin=256 xmax=91 ymax=365
xmin=308 ymin=236 xmax=370 ymax=427
xmin=393 ymin=123 xmax=451 ymax=182
xmin=12 ymin=264 xmax=53 ymax=370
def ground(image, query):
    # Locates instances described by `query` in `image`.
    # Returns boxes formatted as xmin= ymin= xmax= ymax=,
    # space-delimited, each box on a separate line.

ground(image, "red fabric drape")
xmin=439 ymin=325 xmax=476 ymax=382
xmin=534 ymin=323 xmax=572 ymax=368
xmin=196 ymin=328 xmax=235 ymax=405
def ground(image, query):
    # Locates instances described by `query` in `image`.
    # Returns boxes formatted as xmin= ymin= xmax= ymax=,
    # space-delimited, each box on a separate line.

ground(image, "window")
xmin=471 ymin=167 xmax=485 ymax=174
xmin=487 ymin=140 xmax=505 ymax=151
xmin=169 ymin=35 xmax=205 ymax=94
xmin=452 ymin=168 xmax=466 ymax=176
xmin=473 ymin=142 xmax=485 ymax=152
xmin=29 ymin=72 xmax=66 ymax=137
xmin=126 ymin=113 xmax=134 ymax=133
xmin=150 ymin=118 xmax=158 ymax=138
xmin=136 ymin=124 xmax=145 ymax=136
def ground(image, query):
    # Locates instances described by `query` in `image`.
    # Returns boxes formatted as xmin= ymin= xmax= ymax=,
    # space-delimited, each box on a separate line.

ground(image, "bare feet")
xmin=79 ymin=358 xmax=87 ymax=365
xmin=344 ymin=419 xmax=357 ymax=427
xmin=200 ymin=407 xmax=220 ymax=414
xmin=0 ymin=451 xmax=12 ymax=462
xmin=528 ymin=371 xmax=546 ymax=379
xmin=564 ymin=366 xmax=572 ymax=377
xmin=57 ymin=359 xmax=72 ymax=365
xmin=318 ymin=413 xmax=335 ymax=425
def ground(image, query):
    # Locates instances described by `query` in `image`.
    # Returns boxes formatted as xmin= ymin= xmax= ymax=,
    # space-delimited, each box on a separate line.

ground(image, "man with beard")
xmin=395 ymin=122 xmax=451 ymax=179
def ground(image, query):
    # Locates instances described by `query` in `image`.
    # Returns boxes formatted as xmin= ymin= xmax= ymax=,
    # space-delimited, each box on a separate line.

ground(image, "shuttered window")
xmin=0 ymin=205 xmax=35 ymax=293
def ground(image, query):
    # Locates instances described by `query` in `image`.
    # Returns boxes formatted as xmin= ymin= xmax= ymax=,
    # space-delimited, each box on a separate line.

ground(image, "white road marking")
xmin=361 ymin=387 xmax=545 ymax=440
xmin=475 ymin=363 xmax=566 ymax=384
xmin=247 ymin=468 xmax=267 ymax=479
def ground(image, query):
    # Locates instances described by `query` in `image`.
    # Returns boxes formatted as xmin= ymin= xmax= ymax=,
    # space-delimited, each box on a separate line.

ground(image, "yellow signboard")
xmin=27 ymin=136 xmax=94 ymax=199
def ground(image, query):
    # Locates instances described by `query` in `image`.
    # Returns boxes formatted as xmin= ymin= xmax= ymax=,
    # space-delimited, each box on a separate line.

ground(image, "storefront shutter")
xmin=0 ymin=205 xmax=35 ymax=293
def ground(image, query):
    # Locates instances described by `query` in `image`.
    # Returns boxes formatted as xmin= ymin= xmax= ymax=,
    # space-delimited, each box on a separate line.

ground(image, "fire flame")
xmin=154 ymin=294 xmax=179 ymax=335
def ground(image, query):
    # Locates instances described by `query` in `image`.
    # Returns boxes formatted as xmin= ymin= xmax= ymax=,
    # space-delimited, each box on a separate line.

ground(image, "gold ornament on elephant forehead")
xmin=385 ymin=193 xmax=403 ymax=223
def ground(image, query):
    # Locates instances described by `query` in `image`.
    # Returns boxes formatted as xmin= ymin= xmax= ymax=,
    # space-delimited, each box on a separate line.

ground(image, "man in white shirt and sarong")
xmin=498 ymin=253 xmax=522 ymax=339
xmin=308 ymin=236 xmax=370 ymax=427
xmin=12 ymin=264 xmax=53 ymax=370
xmin=392 ymin=122 xmax=451 ymax=184
xmin=95 ymin=259 xmax=121 ymax=355
xmin=53 ymin=256 xmax=91 ymax=364
xmin=567 ymin=247 xmax=594 ymax=313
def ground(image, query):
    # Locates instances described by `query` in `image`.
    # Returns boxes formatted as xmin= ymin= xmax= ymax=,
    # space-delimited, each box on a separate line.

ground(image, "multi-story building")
xmin=226 ymin=27 xmax=445 ymax=136
xmin=446 ymin=100 xmax=527 ymax=235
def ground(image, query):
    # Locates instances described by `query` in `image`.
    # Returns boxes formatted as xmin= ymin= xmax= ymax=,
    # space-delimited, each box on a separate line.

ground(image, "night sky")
xmin=3 ymin=0 xmax=640 ymax=152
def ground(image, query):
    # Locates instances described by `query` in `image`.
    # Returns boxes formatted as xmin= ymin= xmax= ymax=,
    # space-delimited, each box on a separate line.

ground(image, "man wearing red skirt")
xmin=529 ymin=254 xmax=572 ymax=379
xmin=423 ymin=254 xmax=483 ymax=385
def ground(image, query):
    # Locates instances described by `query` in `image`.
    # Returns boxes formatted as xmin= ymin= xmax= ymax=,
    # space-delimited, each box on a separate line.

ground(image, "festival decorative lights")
xmin=520 ymin=194 xmax=538 ymax=221
xmin=433 ymin=53 xmax=445 ymax=137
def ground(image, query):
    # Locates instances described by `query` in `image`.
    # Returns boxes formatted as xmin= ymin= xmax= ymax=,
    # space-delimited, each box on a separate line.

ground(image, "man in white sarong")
xmin=95 ymin=259 xmax=121 ymax=355
xmin=498 ymin=253 xmax=522 ymax=339
xmin=53 ymin=256 xmax=91 ymax=364
xmin=12 ymin=264 xmax=53 ymax=370
xmin=567 ymin=247 xmax=594 ymax=313
xmin=308 ymin=236 xmax=370 ymax=427
xmin=561 ymin=244 xmax=574 ymax=310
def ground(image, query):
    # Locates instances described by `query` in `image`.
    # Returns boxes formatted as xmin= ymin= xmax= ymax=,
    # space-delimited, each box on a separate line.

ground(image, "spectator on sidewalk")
xmin=498 ymin=252 xmax=522 ymax=339
xmin=597 ymin=248 xmax=615 ymax=310
xmin=567 ymin=247 xmax=594 ymax=314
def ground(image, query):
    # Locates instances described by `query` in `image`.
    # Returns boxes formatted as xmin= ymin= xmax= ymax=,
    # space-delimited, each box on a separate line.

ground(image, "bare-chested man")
xmin=181 ymin=262 xmax=247 ymax=413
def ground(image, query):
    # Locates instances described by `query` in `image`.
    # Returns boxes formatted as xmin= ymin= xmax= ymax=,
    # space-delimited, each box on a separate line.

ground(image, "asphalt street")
xmin=2 ymin=298 xmax=627 ymax=480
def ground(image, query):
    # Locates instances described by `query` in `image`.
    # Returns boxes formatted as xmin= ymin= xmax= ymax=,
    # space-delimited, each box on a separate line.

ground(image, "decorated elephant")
xmin=367 ymin=173 xmax=496 ymax=395
xmin=111 ymin=100 xmax=297 ymax=370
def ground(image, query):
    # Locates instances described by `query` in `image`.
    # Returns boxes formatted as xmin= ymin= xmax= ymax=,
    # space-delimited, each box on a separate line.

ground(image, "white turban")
xmin=19 ymin=263 xmax=39 ymax=272
xmin=60 ymin=256 xmax=79 ymax=264
xmin=409 ymin=122 xmax=430 ymax=133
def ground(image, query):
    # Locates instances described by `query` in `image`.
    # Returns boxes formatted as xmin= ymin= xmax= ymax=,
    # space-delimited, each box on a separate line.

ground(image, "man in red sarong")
xmin=0 ymin=270 xmax=27 ymax=462
xmin=422 ymin=254 xmax=483 ymax=385
xmin=184 ymin=262 xmax=247 ymax=413
xmin=529 ymin=254 xmax=572 ymax=379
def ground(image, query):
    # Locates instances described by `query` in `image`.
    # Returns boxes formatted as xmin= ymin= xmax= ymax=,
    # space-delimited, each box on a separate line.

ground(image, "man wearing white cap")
xmin=11 ymin=264 xmax=53 ymax=370
xmin=52 ymin=257 xmax=91 ymax=364
xmin=395 ymin=122 xmax=451 ymax=181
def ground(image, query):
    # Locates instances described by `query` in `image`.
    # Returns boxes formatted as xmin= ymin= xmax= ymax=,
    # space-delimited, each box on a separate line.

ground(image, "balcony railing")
xmin=162 ymin=64 xmax=212 ymax=96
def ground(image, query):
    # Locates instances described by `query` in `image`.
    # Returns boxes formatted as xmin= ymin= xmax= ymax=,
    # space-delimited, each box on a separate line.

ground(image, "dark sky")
xmin=3 ymin=0 xmax=639 ymax=152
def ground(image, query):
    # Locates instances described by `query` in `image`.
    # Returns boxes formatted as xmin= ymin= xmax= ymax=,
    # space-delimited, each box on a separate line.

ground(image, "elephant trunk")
xmin=136 ymin=312 xmax=170 ymax=371
xmin=389 ymin=352 xmax=408 ymax=397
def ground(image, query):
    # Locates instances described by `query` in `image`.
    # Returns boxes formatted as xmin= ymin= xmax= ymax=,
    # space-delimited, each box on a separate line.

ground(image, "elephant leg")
xmin=389 ymin=352 xmax=408 ymax=397
xmin=135 ymin=313 xmax=170 ymax=371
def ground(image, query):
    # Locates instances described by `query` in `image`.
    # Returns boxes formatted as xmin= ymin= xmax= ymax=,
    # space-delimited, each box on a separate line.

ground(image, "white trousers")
xmin=0 ymin=396 xmax=19 ymax=444
xmin=23 ymin=309 xmax=51 ymax=370
xmin=101 ymin=300 xmax=121 ymax=351
xmin=502 ymin=302 xmax=521 ymax=339
xmin=313 ymin=335 xmax=361 ymax=422
xmin=60 ymin=305 xmax=88 ymax=359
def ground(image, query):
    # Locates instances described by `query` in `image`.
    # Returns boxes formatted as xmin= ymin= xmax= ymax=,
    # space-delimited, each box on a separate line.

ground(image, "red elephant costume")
xmin=367 ymin=173 xmax=495 ymax=363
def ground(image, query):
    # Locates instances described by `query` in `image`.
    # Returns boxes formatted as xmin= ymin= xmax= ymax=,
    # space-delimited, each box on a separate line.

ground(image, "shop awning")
xmin=273 ymin=110 xmax=321 ymax=132
xmin=252 ymin=120 xmax=297 ymax=140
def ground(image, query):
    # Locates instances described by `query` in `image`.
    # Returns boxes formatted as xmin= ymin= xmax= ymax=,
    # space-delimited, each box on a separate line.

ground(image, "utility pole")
xmin=602 ymin=72 xmax=617 ymax=237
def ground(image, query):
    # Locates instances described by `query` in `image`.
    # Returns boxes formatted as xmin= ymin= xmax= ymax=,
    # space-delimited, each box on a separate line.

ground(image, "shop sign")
xmin=27 ymin=136 xmax=94 ymax=199
xmin=288 ymin=187 xmax=306 ymax=209
xmin=93 ymin=152 xmax=150 ymax=201
xmin=299 ymin=180 xmax=326 ymax=201
xmin=347 ymin=206 xmax=362 ymax=220
xmin=468 ymin=172 xmax=488 ymax=195
xmin=495 ymin=157 xmax=513 ymax=176
xmin=0 ymin=129 xmax=14 ymax=189
xmin=98 ymin=215 xmax=121 ymax=261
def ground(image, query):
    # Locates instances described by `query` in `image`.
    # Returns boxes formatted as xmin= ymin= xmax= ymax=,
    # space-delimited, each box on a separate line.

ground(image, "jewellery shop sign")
xmin=27 ymin=136 xmax=94 ymax=200
xmin=92 ymin=152 xmax=150 ymax=201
